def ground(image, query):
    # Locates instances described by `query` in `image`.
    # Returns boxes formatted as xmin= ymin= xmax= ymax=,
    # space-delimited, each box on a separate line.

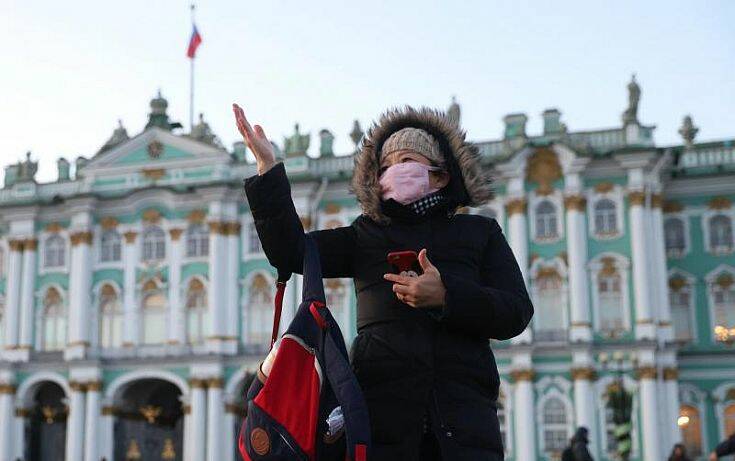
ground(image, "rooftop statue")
xmin=284 ymin=123 xmax=310 ymax=157
xmin=447 ymin=95 xmax=461 ymax=127
xmin=622 ymin=74 xmax=641 ymax=125
xmin=350 ymin=120 xmax=364 ymax=152
xmin=14 ymin=151 xmax=39 ymax=183
xmin=678 ymin=115 xmax=699 ymax=146
xmin=97 ymin=119 xmax=130 ymax=154
xmin=319 ymin=129 xmax=335 ymax=157
xmin=189 ymin=112 xmax=223 ymax=148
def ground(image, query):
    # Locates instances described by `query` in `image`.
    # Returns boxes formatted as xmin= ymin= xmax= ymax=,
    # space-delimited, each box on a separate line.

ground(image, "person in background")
xmin=561 ymin=427 xmax=594 ymax=461
xmin=668 ymin=443 xmax=692 ymax=461
xmin=233 ymin=103 xmax=533 ymax=460
xmin=709 ymin=432 xmax=735 ymax=460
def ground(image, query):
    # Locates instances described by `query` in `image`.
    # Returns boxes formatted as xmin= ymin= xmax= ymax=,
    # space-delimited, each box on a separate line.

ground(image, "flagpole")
xmin=189 ymin=3 xmax=196 ymax=132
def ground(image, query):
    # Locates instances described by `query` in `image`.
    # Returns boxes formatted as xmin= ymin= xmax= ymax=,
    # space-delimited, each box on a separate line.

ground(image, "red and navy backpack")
xmin=238 ymin=233 xmax=371 ymax=461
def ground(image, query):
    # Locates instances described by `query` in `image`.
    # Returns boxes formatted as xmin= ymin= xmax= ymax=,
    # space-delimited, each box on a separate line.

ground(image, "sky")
xmin=2 ymin=0 xmax=734 ymax=183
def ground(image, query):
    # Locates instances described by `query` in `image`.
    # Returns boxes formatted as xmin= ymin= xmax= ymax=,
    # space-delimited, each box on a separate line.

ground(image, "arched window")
xmin=710 ymin=215 xmax=733 ymax=253
xmin=679 ymin=405 xmax=703 ymax=458
xmin=141 ymin=226 xmax=166 ymax=262
xmin=712 ymin=276 xmax=735 ymax=340
xmin=542 ymin=397 xmax=568 ymax=457
xmin=533 ymin=270 xmax=566 ymax=341
xmin=43 ymin=235 xmax=65 ymax=268
xmin=669 ymin=277 xmax=693 ymax=342
xmin=186 ymin=278 xmax=208 ymax=344
xmin=99 ymin=284 xmax=122 ymax=348
xmin=326 ymin=279 xmax=347 ymax=331
xmin=246 ymin=274 xmax=272 ymax=346
xmin=41 ymin=287 xmax=66 ymax=351
xmin=99 ymin=230 xmax=122 ymax=263
xmin=141 ymin=280 xmax=166 ymax=344
xmin=598 ymin=272 xmax=624 ymax=335
xmin=535 ymin=201 xmax=558 ymax=240
xmin=186 ymin=225 xmax=209 ymax=258
xmin=594 ymin=199 xmax=617 ymax=235
xmin=665 ymin=218 xmax=686 ymax=256
xmin=725 ymin=403 xmax=735 ymax=439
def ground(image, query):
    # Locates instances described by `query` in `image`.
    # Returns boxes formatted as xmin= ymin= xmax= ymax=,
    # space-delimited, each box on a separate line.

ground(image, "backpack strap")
xmin=270 ymin=268 xmax=291 ymax=350
xmin=302 ymin=233 xmax=326 ymax=304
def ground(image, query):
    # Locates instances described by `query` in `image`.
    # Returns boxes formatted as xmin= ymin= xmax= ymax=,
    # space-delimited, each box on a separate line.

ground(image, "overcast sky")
xmin=2 ymin=0 xmax=734 ymax=183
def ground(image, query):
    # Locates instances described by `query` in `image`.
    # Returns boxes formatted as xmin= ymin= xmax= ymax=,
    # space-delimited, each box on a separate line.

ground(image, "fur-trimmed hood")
xmin=351 ymin=105 xmax=493 ymax=225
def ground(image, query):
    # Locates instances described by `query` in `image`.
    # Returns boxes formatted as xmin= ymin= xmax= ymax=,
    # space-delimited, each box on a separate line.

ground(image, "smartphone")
xmin=387 ymin=250 xmax=423 ymax=278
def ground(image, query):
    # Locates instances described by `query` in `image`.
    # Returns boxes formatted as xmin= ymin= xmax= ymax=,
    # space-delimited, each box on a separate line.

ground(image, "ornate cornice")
xmin=628 ymin=191 xmax=646 ymax=206
xmin=509 ymin=369 xmax=535 ymax=382
xmin=45 ymin=222 xmax=63 ymax=233
xmin=594 ymin=182 xmax=615 ymax=194
xmin=564 ymin=195 xmax=587 ymax=211
xmin=187 ymin=209 xmax=207 ymax=224
xmin=225 ymin=403 xmax=246 ymax=415
xmin=141 ymin=168 xmax=166 ymax=180
xmin=168 ymin=228 xmax=184 ymax=241
xmin=142 ymin=209 xmax=162 ymax=224
xmin=15 ymin=408 xmax=32 ymax=418
xmin=505 ymin=198 xmax=527 ymax=216
xmin=100 ymin=217 xmax=119 ymax=230
xmin=635 ymin=366 xmax=658 ymax=380
xmin=708 ymin=196 xmax=732 ymax=210
xmin=123 ymin=231 xmax=138 ymax=244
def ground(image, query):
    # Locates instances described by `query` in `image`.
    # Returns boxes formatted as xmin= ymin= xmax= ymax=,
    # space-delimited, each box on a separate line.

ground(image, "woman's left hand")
xmin=383 ymin=249 xmax=447 ymax=308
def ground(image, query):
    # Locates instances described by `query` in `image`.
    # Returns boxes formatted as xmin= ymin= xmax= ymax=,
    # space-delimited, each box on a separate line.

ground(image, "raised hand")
xmin=232 ymin=103 xmax=276 ymax=175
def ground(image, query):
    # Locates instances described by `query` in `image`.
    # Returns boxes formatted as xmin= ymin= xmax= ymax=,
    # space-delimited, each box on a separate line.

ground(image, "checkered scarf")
xmin=409 ymin=191 xmax=446 ymax=216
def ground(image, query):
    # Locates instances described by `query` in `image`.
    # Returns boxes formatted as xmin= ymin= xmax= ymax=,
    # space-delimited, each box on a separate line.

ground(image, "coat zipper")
xmin=431 ymin=390 xmax=453 ymax=439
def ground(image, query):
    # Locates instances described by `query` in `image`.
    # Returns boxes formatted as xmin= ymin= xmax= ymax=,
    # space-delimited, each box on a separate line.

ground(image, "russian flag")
xmin=187 ymin=24 xmax=202 ymax=59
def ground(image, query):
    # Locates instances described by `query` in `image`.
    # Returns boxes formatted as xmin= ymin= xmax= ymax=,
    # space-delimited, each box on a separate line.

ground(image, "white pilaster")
xmin=168 ymin=228 xmax=185 ymax=345
xmin=226 ymin=224 xmax=240 ymax=344
xmin=639 ymin=367 xmax=662 ymax=461
xmin=223 ymin=402 xmax=237 ymax=461
xmin=190 ymin=380 xmax=207 ymax=461
xmin=84 ymin=382 xmax=101 ymax=461
xmin=565 ymin=192 xmax=592 ymax=342
xmin=65 ymin=382 xmax=86 ymax=461
xmin=207 ymin=221 xmax=229 ymax=353
xmin=0 ymin=381 xmax=15 ymax=461
xmin=100 ymin=404 xmax=114 ymax=461
xmin=652 ymin=196 xmax=674 ymax=342
xmin=206 ymin=378 xmax=225 ymax=461
xmin=628 ymin=189 xmax=656 ymax=339
xmin=18 ymin=239 xmax=37 ymax=353
xmin=66 ymin=226 xmax=93 ymax=359
xmin=511 ymin=351 xmax=535 ymax=461
xmin=506 ymin=195 xmax=532 ymax=344
xmin=2 ymin=240 xmax=23 ymax=351
xmin=122 ymin=231 xmax=139 ymax=347
xmin=571 ymin=351 xmax=598 ymax=455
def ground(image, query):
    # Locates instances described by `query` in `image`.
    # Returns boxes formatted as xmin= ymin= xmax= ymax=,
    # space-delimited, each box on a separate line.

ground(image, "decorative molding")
xmin=663 ymin=201 xmax=684 ymax=213
xmin=571 ymin=367 xmax=597 ymax=381
xmin=635 ymin=366 xmax=658 ymax=380
xmin=123 ymin=231 xmax=138 ymax=244
xmin=651 ymin=194 xmax=663 ymax=208
xmin=189 ymin=378 xmax=208 ymax=389
xmin=636 ymin=319 xmax=655 ymax=325
xmin=142 ymin=209 xmax=162 ymax=223
xmin=715 ymin=273 xmax=734 ymax=289
xmin=225 ymin=222 xmax=242 ymax=236
xmin=69 ymin=381 xmax=87 ymax=392
xmin=564 ymin=195 xmax=586 ymax=211
xmin=225 ymin=403 xmax=245 ymax=415
xmin=207 ymin=377 xmax=225 ymax=389
xmin=66 ymin=340 xmax=90 ymax=347
xmin=628 ymin=191 xmax=646 ymax=206
xmin=187 ymin=209 xmax=207 ymax=224
xmin=669 ymin=276 xmax=687 ymax=291
xmin=9 ymin=239 xmax=24 ymax=252
xmin=70 ymin=231 xmax=93 ymax=246
xmin=594 ymin=182 xmax=615 ymax=194
xmin=0 ymin=383 xmax=16 ymax=394
xmin=45 ymin=222 xmax=63 ymax=233
xmin=526 ymin=147 xmax=562 ymax=195
xmin=571 ymin=321 xmax=592 ymax=327
xmin=87 ymin=381 xmax=103 ymax=392
xmin=141 ymin=168 xmax=166 ymax=180
xmin=15 ymin=408 xmax=32 ymax=418
xmin=24 ymin=238 xmax=38 ymax=251
xmin=208 ymin=221 xmax=227 ymax=235
xmin=100 ymin=217 xmax=119 ymax=230
xmin=182 ymin=404 xmax=191 ymax=415
xmin=324 ymin=202 xmax=342 ymax=214
xmin=599 ymin=256 xmax=618 ymax=277
xmin=101 ymin=405 xmax=118 ymax=416
xmin=205 ymin=335 xmax=238 ymax=341
xmin=300 ymin=215 xmax=312 ymax=230
xmin=510 ymin=369 xmax=535 ymax=382
xmin=663 ymin=368 xmax=679 ymax=381
xmin=168 ymin=228 xmax=184 ymax=241
xmin=708 ymin=196 xmax=732 ymax=210
xmin=505 ymin=198 xmax=527 ymax=216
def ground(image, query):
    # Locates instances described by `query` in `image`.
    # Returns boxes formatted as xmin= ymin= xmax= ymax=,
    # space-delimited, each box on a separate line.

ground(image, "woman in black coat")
xmin=233 ymin=103 xmax=533 ymax=460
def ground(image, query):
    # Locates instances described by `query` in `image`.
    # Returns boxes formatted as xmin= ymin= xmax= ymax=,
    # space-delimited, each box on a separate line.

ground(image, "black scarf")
xmin=380 ymin=191 xmax=451 ymax=223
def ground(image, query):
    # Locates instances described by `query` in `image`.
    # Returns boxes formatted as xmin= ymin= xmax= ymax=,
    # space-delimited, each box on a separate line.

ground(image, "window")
xmin=186 ymin=225 xmax=209 ymax=258
xmin=710 ymin=215 xmax=733 ymax=253
xmin=99 ymin=284 xmax=122 ymax=348
xmin=670 ymin=277 xmax=693 ymax=342
xmin=41 ymin=287 xmax=66 ymax=351
xmin=248 ymin=222 xmax=263 ymax=254
xmin=665 ymin=218 xmax=686 ymax=256
xmin=594 ymin=199 xmax=617 ymax=235
xmin=712 ymin=278 xmax=735 ymax=340
xmin=542 ymin=397 xmax=568 ymax=457
xmin=534 ymin=271 xmax=566 ymax=341
xmin=141 ymin=226 xmax=166 ymax=262
xmin=99 ymin=230 xmax=122 ymax=263
xmin=535 ymin=201 xmax=558 ymax=240
xmin=186 ymin=278 xmax=209 ymax=344
xmin=246 ymin=274 xmax=272 ymax=346
xmin=598 ymin=273 xmax=624 ymax=335
xmin=43 ymin=235 xmax=65 ymax=268
xmin=679 ymin=405 xmax=703 ymax=458
xmin=141 ymin=280 xmax=166 ymax=344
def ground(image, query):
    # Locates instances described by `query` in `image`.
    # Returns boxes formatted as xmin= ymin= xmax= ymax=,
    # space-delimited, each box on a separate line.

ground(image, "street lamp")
xmin=599 ymin=351 xmax=634 ymax=461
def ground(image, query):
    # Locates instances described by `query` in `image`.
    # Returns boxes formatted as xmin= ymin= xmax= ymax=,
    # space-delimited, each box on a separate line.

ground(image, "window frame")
xmin=185 ymin=224 xmax=210 ymax=260
xmin=668 ymin=269 xmax=697 ymax=343
xmin=40 ymin=233 xmax=68 ymax=273
xmin=703 ymin=211 xmax=735 ymax=256
xmin=184 ymin=276 xmax=209 ymax=345
xmin=96 ymin=282 xmax=123 ymax=349
xmin=529 ymin=192 xmax=564 ymax=244
xmin=530 ymin=258 xmax=569 ymax=343
xmin=141 ymin=225 xmax=167 ymax=263
xmin=705 ymin=265 xmax=735 ymax=344
xmin=586 ymin=185 xmax=625 ymax=241
xmin=589 ymin=253 xmax=632 ymax=338
xmin=663 ymin=214 xmax=690 ymax=258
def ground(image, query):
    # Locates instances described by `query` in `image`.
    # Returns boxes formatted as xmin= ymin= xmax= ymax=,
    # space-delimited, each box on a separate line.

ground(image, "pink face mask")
xmin=379 ymin=162 xmax=443 ymax=205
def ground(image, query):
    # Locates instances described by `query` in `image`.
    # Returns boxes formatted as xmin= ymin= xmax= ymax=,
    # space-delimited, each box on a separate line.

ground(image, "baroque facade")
xmin=0 ymin=79 xmax=734 ymax=460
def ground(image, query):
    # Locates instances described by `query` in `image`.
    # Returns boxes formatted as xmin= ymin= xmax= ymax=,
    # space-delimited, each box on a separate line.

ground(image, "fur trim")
xmin=351 ymin=105 xmax=493 ymax=225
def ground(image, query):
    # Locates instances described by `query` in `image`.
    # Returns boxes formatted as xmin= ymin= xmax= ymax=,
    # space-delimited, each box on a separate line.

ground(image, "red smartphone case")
xmin=387 ymin=251 xmax=423 ymax=276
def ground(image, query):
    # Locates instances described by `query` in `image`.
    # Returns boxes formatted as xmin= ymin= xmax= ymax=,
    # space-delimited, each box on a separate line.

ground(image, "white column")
xmin=84 ymin=382 xmax=101 ymax=461
xmin=638 ymin=367 xmax=662 ymax=461
xmin=168 ymin=228 xmax=185 ymax=345
xmin=652 ymin=195 xmax=674 ymax=342
xmin=506 ymin=197 xmax=532 ymax=344
xmin=628 ymin=190 xmax=656 ymax=339
xmin=565 ymin=194 xmax=592 ymax=342
xmin=67 ymin=230 xmax=93 ymax=359
xmin=572 ymin=369 xmax=598 ymax=453
xmin=207 ymin=378 xmax=225 ymax=461
xmin=190 ymin=380 xmax=207 ymax=461
xmin=65 ymin=382 xmax=87 ymax=461
xmin=183 ymin=404 xmax=193 ymax=461
xmin=226 ymin=223 xmax=241 ymax=345
xmin=13 ymin=411 xmax=24 ymax=460
xmin=223 ymin=403 xmax=237 ymax=461
xmin=664 ymin=367 xmax=682 ymax=449
xmin=206 ymin=221 xmax=229 ymax=353
xmin=122 ymin=231 xmax=139 ymax=346
xmin=18 ymin=239 xmax=37 ymax=352
xmin=3 ymin=240 xmax=23 ymax=350
xmin=512 ymin=369 xmax=536 ymax=461
xmin=0 ymin=383 xmax=15 ymax=461
xmin=100 ymin=404 xmax=114 ymax=461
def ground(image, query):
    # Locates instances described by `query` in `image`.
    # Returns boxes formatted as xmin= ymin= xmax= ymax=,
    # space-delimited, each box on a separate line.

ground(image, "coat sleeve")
xmin=438 ymin=218 xmax=533 ymax=340
xmin=715 ymin=433 xmax=735 ymax=457
xmin=243 ymin=161 xmax=357 ymax=278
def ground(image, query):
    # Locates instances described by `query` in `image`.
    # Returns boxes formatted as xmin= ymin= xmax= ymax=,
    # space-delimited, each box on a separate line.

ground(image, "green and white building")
xmin=0 ymin=79 xmax=734 ymax=460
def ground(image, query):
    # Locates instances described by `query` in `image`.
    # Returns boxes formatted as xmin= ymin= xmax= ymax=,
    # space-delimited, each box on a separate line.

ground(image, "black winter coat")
xmin=243 ymin=162 xmax=533 ymax=460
